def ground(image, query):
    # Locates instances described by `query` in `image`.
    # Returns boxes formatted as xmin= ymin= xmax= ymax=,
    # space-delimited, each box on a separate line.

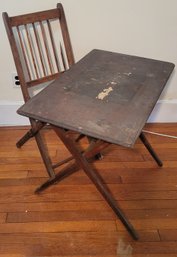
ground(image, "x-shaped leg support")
xmin=34 ymin=126 xmax=163 ymax=241
xmin=35 ymin=126 xmax=139 ymax=240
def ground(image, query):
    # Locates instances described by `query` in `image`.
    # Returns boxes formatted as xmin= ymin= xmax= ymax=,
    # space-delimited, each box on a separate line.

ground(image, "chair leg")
xmin=16 ymin=122 xmax=46 ymax=148
xmin=35 ymin=131 xmax=55 ymax=178
xmin=16 ymin=129 xmax=34 ymax=148
xmin=53 ymin=126 xmax=139 ymax=241
xmin=139 ymin=132 xmax=163 ymax=167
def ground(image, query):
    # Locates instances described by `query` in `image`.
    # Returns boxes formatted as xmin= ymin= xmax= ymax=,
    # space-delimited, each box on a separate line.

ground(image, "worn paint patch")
xmin=124 ymin=72 xmax=132 ymax=76
xmin=96 ymin=86 xmax=113 ymax=100
xmin=87 ymin=120 xmax=110 ymax=132
xmin=110 ymin=81 xmax=117 ymax=85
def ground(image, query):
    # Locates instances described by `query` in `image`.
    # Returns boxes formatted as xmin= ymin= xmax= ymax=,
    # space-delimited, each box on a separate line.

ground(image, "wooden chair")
xmin=2 ymin=3 xmax=77 ymax=178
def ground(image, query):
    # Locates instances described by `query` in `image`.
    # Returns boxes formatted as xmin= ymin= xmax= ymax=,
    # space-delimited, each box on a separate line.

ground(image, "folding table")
xmin=17 ymin=49 xmax=175 ymax=240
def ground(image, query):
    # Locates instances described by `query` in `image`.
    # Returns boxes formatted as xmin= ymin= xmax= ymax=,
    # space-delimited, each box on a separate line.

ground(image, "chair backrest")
xmin=3 ymin=3 xmax=75 ymax=101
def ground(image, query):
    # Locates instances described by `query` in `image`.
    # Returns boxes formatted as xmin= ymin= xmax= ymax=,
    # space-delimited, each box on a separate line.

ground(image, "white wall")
xmin=0 ymin=0 xmax=177 ymax=124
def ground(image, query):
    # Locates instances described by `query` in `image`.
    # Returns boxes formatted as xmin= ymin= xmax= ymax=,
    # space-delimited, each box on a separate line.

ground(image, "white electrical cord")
xmin=142 ymin=129 xmax=177 ymax=139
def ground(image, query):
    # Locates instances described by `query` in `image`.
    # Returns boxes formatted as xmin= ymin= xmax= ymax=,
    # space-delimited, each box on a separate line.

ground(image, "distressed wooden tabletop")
xmin=18 ymin=49 xmax=175 ymax=147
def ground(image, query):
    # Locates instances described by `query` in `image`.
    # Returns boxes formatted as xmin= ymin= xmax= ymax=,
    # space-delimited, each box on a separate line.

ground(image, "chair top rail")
xmin=9 ymin=8 xmax=61 ymax=27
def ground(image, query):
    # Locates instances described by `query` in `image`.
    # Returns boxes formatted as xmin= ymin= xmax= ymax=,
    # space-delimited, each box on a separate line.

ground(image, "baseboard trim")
xmin=147 ymin=99 xmax=177 ymax=123
xmin=0 ymin=101 xmax=30 ymax=126
xmin=0 ymin=99 xmax=177 ymax=126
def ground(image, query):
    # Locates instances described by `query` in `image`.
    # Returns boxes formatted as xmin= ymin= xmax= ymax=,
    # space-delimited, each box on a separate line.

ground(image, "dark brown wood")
xmin=26 ymin=73 xmax=60 ymax=87
xmin=47 ymin=20 xmax=60 ymax=72
xmin=4 ymin=2 xmax=175 ymax=244
xmin=18 ymin=49 xmax=175 ymax=148
xmin=30 ymin=119 xmax=55 ymax=178
xmin=35 ymin=138 xmax=110 ymax=193
xmin=16 ymin=121 xmax=45 ymax=148
xmin=3 ymin=3 xmax=76 ymax=178
xmin=39 ymin=20 xmax=53 ymax=75
xmin=17 ymin=26 xmax=32 ymax=80
xmin=3 ymin=12 xmax=30 ymax=101
xmin=140 ymin=132 xmax=163 ymax=166
xmin=25 ymin=24 xmax=39 ymax=79
xmin=52 ymin=126 xmax=139 ymax=240
xmin=16 ymin=49 xmax=174 ymax=239
xmin=32 ymin=23 xmax=47 ymax=76
xmin=60 ymin=42 xmax=67 ymax=70
xmin=2 ymin=2 xmax=74 ymax=111
xmin=10 ymin=8 xmax=61 ymax=26
xmin=57 ymin=3 xmax=75 ymax=67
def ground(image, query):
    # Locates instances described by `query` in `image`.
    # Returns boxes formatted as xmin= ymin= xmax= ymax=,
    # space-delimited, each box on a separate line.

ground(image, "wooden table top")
xmin=18 ymin=49 xmax=175 ymax=147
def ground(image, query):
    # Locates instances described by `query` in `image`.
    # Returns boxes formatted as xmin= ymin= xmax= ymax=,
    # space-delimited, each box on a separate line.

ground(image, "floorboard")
xmin=0 ymin=124 xmax=177 ymax=256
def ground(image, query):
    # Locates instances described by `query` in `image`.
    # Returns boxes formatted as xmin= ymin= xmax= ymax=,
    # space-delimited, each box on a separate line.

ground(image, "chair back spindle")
xmin=3 ymin=3 xmax=75 ymax=101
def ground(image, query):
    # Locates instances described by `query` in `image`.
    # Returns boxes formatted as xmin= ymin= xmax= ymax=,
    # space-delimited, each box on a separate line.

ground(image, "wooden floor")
xmin=0 ymin=124 xmax=177 ymax=256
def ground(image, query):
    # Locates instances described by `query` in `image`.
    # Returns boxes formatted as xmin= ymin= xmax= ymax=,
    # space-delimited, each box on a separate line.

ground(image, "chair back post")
xmin=57 ymin=3 xmax=75 ymax=67
xmin=2 ymin=12 xmax=30 ymax=101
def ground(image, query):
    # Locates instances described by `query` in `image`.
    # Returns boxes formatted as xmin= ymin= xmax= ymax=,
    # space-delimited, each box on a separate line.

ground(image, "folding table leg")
xmin=53 ymin=126 xmax=139 ymax=240
xmin=139 ymin=132 xmax=163 ymax=167
xmin=35 ymin=139 xmax=109 ymax=193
